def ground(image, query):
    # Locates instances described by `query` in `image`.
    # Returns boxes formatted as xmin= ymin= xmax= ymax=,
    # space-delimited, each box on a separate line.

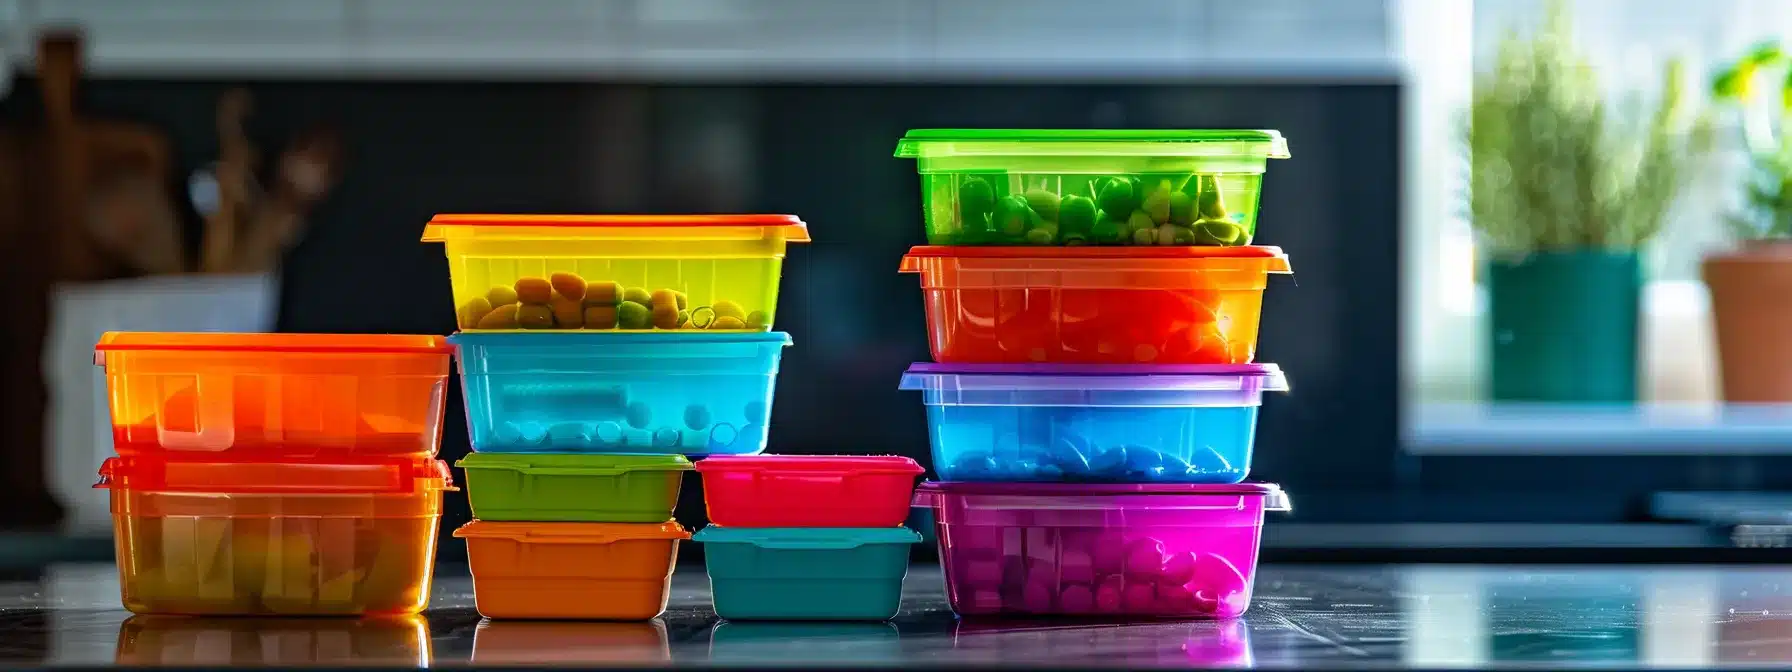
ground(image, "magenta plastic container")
xmin=914 ymin=481 xmax=1289 ymax=619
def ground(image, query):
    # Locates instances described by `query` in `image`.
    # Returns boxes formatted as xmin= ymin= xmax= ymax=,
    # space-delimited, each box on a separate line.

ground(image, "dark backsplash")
xmin=11 ymin=79 xmax=1404 ymax=535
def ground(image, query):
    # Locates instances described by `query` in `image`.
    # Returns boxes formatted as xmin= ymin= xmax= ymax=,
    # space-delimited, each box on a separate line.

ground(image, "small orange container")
xmin=101 ymin=456 xmax=452 ymax=616
xmin=95 ymin=332 xmax=452 ymax=458
xmin=455 ymin=520 xmax=689 ymax=620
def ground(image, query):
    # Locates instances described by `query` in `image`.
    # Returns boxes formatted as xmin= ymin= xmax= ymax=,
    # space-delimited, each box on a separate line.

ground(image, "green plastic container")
xmin=894 ymin=129 xmax=1289 ymax=247
xmin=694 ymin=527 xmax=921 ymax=621
xmin=456 ymin=452 xmax=691 ymax=523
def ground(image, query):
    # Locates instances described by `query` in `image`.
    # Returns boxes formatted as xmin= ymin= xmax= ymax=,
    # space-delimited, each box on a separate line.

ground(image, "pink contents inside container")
xmin=913 ymin=481 xmax=1289 ymax=619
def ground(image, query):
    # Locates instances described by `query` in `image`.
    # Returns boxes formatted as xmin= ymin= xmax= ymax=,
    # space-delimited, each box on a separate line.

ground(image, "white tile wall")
xmin=0 ymin=0 xmax=1397 ymax=78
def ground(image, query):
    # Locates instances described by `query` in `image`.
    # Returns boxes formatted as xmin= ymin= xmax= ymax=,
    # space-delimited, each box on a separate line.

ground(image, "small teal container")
xmin=450 ymin=331 xmax=790 ymax=455
xmin=694 ymin=527 xmax=921 ymax=621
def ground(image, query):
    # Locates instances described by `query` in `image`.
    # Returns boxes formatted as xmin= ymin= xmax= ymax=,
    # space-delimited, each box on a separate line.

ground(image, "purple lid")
xmin=899 ymin=362 xmax=1287 ymax=407
xmin=915 ymin=480 xmax=1291 ymax=511
xmin=904 ymin=362 xmax=1282 ymax=377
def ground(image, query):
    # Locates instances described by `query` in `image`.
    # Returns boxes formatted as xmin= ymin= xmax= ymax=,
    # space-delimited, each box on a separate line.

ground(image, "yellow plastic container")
xmin=421 ymin=214 xmax=811 ymax=332
xmin=101 ymin=457 xmax=452 ymax=616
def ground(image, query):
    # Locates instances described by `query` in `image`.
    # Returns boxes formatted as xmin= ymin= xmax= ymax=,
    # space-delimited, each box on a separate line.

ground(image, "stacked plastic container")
xmin=895 ymin=130 xmax=1296 ymax=619
xmin=692 ymin=455 xmax=924 ymax=620
xmin=421 ymin=214 xmax=808 ymax=620
xmin=93 ymin=332 xmax=456 ymax=616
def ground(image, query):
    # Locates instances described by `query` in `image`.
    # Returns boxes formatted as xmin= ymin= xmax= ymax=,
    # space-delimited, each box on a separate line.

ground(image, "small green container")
xmin=695 ymin=527 xmax=921 ymax=621
xmin=895 ymin=129 xmax=1290 ymax=247
xmin=456 ymin=452 xmax=691 ymax=523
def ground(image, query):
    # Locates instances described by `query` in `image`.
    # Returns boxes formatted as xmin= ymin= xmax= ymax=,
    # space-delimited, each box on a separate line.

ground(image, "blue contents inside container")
xmin=899 ymin=363 xmax=1288 ymax=484
xmin=695 ymin=526 xmax=920 ymax=621
xmin=451 ymin=332 xmax=790 ymax=454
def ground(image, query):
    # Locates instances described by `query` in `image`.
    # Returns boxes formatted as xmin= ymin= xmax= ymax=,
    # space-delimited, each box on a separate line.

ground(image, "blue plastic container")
xmin=450 ymin=332 xmax=790 ymax=454
xmin=899 ymin=363 xmax=1288 ymax=484
xmin=694 ymin=527 xmax=921 ymax=621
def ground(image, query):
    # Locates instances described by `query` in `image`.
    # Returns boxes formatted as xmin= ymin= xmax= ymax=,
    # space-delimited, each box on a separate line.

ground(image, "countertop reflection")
xmin=18 ymin=563 xmax=1792 ymax=668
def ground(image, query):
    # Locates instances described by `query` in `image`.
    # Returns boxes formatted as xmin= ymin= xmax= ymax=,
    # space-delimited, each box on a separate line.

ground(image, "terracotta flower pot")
xmin=1703 ymin=241 xmax=1792 ymax=402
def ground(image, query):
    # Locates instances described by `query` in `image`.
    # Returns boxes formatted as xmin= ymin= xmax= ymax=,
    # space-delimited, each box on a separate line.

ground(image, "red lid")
xmin=95 ymin=457 xmax=454 ymax=495
xmin=94 ymin=332 xmax=449 ymax=361
xmin=694 ymin=455 xmax=923 ymax=475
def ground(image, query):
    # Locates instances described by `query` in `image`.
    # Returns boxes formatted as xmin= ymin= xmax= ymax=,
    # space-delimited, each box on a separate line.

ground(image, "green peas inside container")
xmin=456 ymin=452 xmax=691 ymax=523
xmin=895 ymin=129 xmax=1289 ymax=247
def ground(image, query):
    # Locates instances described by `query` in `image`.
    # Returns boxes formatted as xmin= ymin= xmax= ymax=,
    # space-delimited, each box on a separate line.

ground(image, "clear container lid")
xmin=900 ymin=362 xmax=1288 ymax=408
xmin=693 ymin=455 xmax=922 ymax=476
xmin=453 ymin=520 xmax=690 ymax=544
xmin=421 ymin=214 xmax=811 ymax=243
xmin=95 ymin=456 xmax=454 ymax=495
xmin=692 ymin=526 xmax=922 ymax=549
xmin=894 ymin=129 xmax=1290 ymax=159
xmin=457 ymin=452 xmax=692 ymax=475
xmin=914 ymin=480 xmax=1291 ymax=512
xmin=899 ymin=244 xmax=1291 ymax=273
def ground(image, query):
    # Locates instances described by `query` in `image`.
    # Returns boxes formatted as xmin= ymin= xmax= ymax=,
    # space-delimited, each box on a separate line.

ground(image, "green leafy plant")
xmin=1466 ymin=2 xmax=1712 ymax=258
xmin=1712 ymin=42 xmax=1792 ymax=240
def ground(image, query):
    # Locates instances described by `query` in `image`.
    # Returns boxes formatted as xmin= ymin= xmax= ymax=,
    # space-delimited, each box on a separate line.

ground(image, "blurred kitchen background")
xmin=0 ymin=0 xmax=1788 ymax=569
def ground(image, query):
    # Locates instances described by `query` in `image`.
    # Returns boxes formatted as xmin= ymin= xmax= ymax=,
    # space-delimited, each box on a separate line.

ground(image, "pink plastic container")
xmin=914 ymin=481 xmax=1289 ymax=619
xmin=695 ymin=455 xmax=922 ymax=528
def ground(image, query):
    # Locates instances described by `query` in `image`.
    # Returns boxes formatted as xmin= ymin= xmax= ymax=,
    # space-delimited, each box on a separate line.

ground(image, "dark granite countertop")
xmin=11 ymin=562 xmax=1792 ymax=668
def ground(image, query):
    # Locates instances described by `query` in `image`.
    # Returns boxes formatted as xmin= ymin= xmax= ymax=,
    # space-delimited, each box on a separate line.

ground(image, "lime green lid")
xmin=456 ymin=452 xmax=692 ymax=474
xmin=895 ymin=129 xmax=1289 ymax=159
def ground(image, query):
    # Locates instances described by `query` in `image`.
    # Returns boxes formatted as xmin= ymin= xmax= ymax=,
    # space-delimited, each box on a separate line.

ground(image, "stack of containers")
xmin=894 ymin=130 xmax=1296 ymax=619
xmin=419 ymin=214 xmax=809 ymax=620
xmin=692 ymin=455 xmax=924 ymax=621
xmin=92 ymin=332 xmax=456 ymax=616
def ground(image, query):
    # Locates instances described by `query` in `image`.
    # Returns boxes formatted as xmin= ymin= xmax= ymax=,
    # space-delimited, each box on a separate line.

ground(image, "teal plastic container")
xmin=694 ymin=527 xmax=921 ymax=621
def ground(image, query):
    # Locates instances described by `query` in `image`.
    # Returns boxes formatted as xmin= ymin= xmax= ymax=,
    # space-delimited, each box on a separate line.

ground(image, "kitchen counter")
xmin=17 ymin=562 xmax=1792 ymax=668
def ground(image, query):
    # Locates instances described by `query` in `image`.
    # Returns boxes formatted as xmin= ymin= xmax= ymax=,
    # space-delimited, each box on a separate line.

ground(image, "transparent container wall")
xmin=446 ymin=252 xmax=784 ymax=332
xmin=922 ymin=172 xmax=1264 ymax=247
xmin=928 ymin=499 xmax=1267 ymax=619
xmin=113 ymin=511 xmax=439 ymax=616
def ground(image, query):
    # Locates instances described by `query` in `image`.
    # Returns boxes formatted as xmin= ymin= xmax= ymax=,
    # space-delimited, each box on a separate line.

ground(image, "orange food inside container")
xmin=100 ymin=456 xmax=452 ymax=616
xmin=94 ymin=332 xmax=451 ymax=458
xmin=455 ymin=521 xmax=689 ymax=620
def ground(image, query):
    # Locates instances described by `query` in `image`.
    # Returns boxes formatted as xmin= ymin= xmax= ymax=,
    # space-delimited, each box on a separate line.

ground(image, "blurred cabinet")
xmin=0 ymin=0 xmax=1395 ymax=77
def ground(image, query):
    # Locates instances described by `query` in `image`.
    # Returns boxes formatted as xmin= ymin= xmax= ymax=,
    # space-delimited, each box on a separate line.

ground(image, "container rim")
xmin=95 ymin=456 xmax=456 ymax=494
xmin=900 ymin=362 xmax=1289 ymax=393
xmin=693 ymin=454 xmax=922 ymax=475
xmin=456 ymin=452 xmax=693 ymax=472
xmin=914 ymin=480 xmax=1291 ymax=511
xmin=691 ymin=526 xmax=922 ymax=546
xmin=93 ymin=332 xmax=449 ymax=364
xmin=895 ymin=129 xmax=1290 ymax=159
xmin=901 ymin=244 xmax=1287 ymax=261
xmin=447 ymin=331 xmax=793 ymax=347
xmin=421 ymin=214 xmax=811 ymax=242
xmin=453 ymin=520 xmax=690 ymax=543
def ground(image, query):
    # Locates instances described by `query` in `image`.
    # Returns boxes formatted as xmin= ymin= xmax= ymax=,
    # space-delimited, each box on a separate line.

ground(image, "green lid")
xmin=693 ymin=526 xmax=921 ymax=550
xmin=895 ymin=129 xmax=1289 ymax=159
xmin=456 ymin=452 xmax=692 ymax=475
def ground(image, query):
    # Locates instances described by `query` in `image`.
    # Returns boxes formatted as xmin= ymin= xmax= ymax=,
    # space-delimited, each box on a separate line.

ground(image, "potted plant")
xmin=1467 ymin=4 xmax=1711 ymax=403
xmin=1706 ymin=43 xmax=1792 ymax=403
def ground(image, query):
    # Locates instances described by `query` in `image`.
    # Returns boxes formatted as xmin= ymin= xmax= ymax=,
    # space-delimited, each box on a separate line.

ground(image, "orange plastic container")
xmin=900 ymin=246 xmax=1291 ymax=364
xmin=95 ymin=332 xmax=452 ymax=458
xmin=472 ymin=620 xmax=671 ymax=665
xmin=455 ymin=520 xmax=689 ymax=620
xmin=100 ymin=456 xmax=452 ymax=616
xmin=115 ymin=615 xmax=431 ymax=666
